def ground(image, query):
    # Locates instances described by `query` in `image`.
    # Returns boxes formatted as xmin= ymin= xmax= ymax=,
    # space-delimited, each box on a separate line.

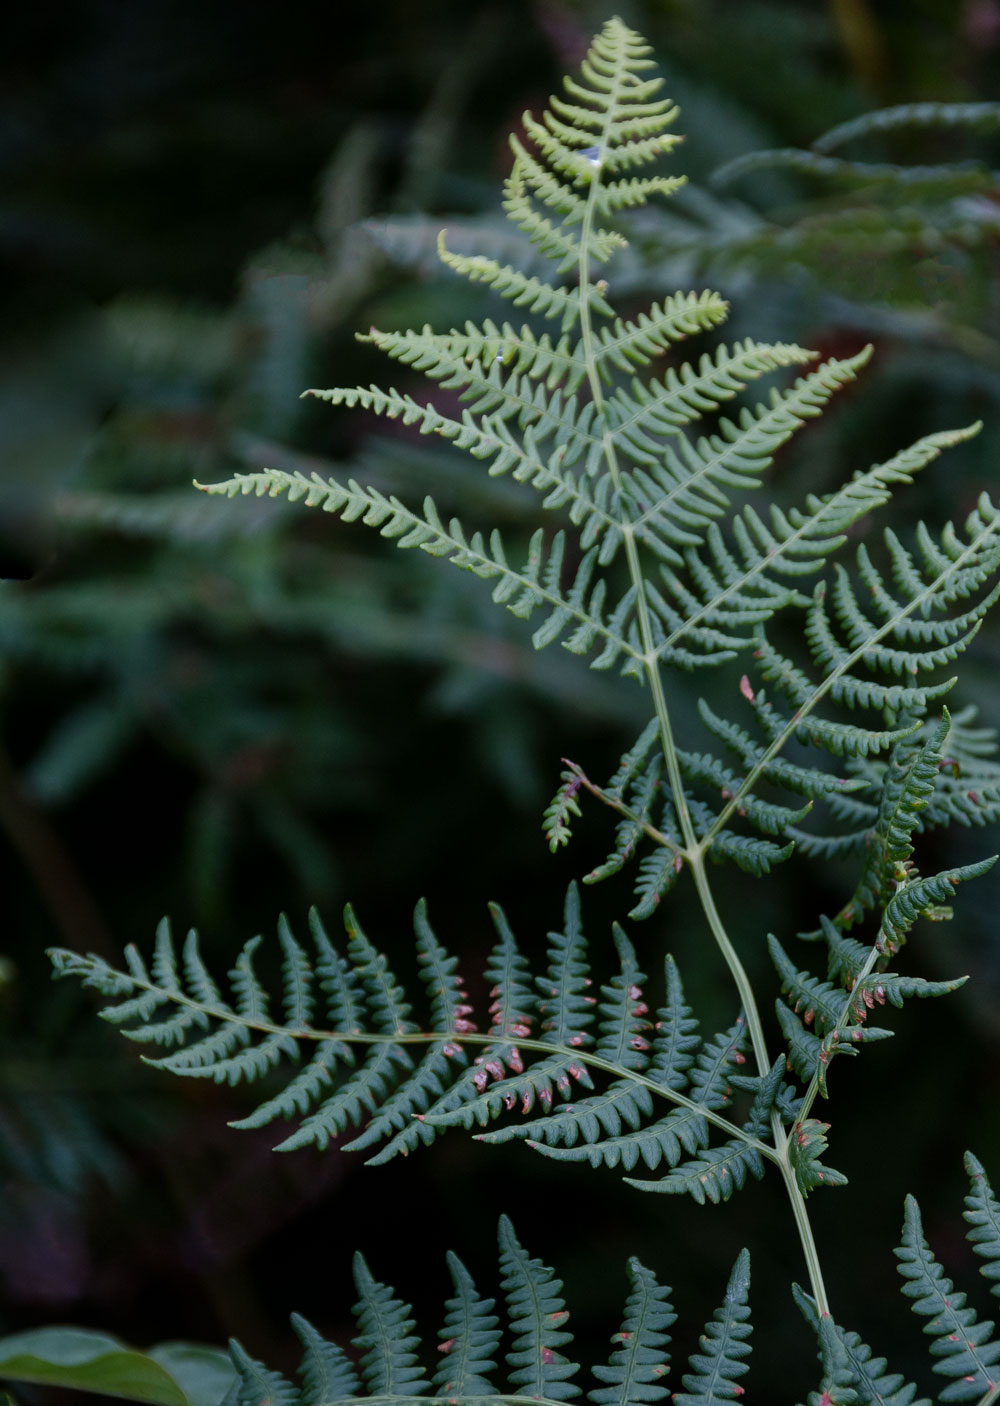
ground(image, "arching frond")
xmin=48 ymin=890 xmax=776 ymax=1197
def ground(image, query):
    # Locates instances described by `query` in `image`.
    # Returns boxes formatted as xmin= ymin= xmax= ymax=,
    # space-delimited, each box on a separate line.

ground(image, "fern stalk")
xmin=566 ymin=35 xmax=832 ymax=1320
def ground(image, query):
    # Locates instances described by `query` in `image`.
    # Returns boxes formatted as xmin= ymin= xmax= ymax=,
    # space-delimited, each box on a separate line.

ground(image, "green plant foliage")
xmin=222 ymin=1221 xmax=745 ymax=1406
xmin=42 ymin=16 xmax=1000 ymax=1403
xmin=0 ymin=1329 xmax=234 ymax=1406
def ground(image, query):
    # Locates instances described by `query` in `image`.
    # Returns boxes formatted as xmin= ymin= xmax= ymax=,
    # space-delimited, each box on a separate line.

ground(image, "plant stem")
xmin=575 ymin=110 xmax=831 ymax=1314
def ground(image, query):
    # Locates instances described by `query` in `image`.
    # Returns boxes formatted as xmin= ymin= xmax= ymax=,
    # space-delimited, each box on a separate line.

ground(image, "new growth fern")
xmin=46 ymin=18 xmax=1000 ymax=1402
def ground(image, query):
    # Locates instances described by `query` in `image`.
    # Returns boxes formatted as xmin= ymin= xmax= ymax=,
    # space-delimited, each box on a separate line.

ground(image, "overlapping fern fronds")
xmin=223 ymin=1154 xmax=1000 ymax=1406
xmin=225 ymin=1218 xmax=749 ymax=1406
xmin=44 ymin=14 xmax=1000 ymax=1380
xmin=48 ymin=806 xmax=977 ymax=1203
xmin=195 ymin=16 xmax=1000 ymax=903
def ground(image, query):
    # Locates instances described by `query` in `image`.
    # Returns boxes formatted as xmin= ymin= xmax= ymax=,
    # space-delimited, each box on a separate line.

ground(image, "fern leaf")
xmin=436 ymin=230 xmax=608 ymax=332
xmin=538 ymin=883 xmax=596 ymax=1049
xmin=671 ymin=1251 xmax=752 ymax=1405
xmin=649 ymin=955 xmax=701 ymax=1091
xmin=272 ymin=1043 xmax=413 ymax=1153
xmin=499 ymin=1216 xmax=580 ymax=1401
xmin=881 ymin=858 xmax=997 ymax=952
xmin=896 ymin=1195 xmax=1000 ymax=1400
xmin=788 ymin=1119 xmax=848 ymax=1196
xmin=227 ymin=1343 xmax=297 ymax=1406
xmin=831 ymin=1322 xmax=928 ymax=1406
xmin=433 ymin=1253 xmax=501 ymax=1399
xmin=964 ymin=1152 xmax=1000 ymax=1300
xmin=626 ymin=1136 xmax=766 ymax=1204
xmin=290 ymin=1314 xmax=362 ymax=1406
xmin=589 ymin=1259 xmax=675 ymax=1406
xmin=352 ymin=1254 xmax=427 ymax=1398
xmin=478 ymin=1080 xmax=653 ymax=1151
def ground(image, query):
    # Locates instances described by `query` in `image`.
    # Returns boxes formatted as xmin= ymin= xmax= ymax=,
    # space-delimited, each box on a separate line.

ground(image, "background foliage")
xmin=3 ymin=0 xmax=1000 ymax=1397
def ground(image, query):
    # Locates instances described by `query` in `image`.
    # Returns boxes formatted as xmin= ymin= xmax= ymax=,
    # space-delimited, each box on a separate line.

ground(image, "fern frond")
xmin=434 ymin=1253 xmax=501 ymax=1399
xmin=436 ymin=230 xmax=609 ymax=332
xmin=830 ymin=1322 xmax=928 ymax=1406
xmin=50 ymin=892 xmax=769 ymax=1191
xmin=227 ymin=1343 xmax=296 ymax=1406
xmin=813 ymin=99 xmax=1000 ymax=154
xmin=896 ymin=1194 xmax=1000 ymax=1400
xmin=290 ymin=1314 xmax=361 ymax=1406
xmin=353 ymin=1254 xmax=427 ymax=1397
xmin=787 ymin=1118 xmax=848 ymax=1196
xmin=225 ymin=1225 xmax=762 ymax=1406
xmin=500 ymin=1216 xmax=580 ymax=1401
xmin=199 ymin=470 xmax=644 ymax=674
xmin=964 ymin=1152 xmax=1000 ymax=1300
xmin=671 ymin=1251 xmax=752 ymax=1405
xmin=590 ymin=1259 xmax=675 ymax=1406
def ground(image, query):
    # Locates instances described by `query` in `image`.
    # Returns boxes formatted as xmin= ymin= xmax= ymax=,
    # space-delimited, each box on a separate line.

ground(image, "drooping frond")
xmin=48 ymin=889 xmax=780 ymax=1203
xmin=812 ymin=99 xmax=1000 ymax=154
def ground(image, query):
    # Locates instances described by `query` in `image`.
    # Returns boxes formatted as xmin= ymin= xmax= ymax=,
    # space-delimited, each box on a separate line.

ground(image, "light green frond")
xmin=436 ymin=230 xmax=612 ymax=331
xmin=198 ymin=470 xmax=644 ymax=674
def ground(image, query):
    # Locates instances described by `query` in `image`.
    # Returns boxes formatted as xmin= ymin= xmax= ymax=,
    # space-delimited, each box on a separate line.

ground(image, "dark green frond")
xmin=226 ymin=1227 xmax=761 ymax=1406
xmin=589 ymin=1259 xmax=675 ymax=1406
xmin=500 ymin=1216 xmax=580 ymax=1401
xmin=671 ymin=1252 xmax=752 ymax=1405
xmin=896 ymin=1195 xmax=1000 ymax=1400
xmin=813 ymin=99 xmax=1000 ymax=154
xmin=227 ymin=1343 xmax=297 ymax=1406
xmin=352 ymin=1254 xmax=427 ymax=1398
xmin=433 ymin=1254 xmax=501 ymax=1399
xmin=831 ymin=1322 xmax=928 ymax=1406
xmin=290 ymin=1315 xmax=361 ymax=1406
xmin=787 ymin=1119 xmax=848 ymax=1196
xmin=964 ymin=1153 xmax=1000 ymax=1300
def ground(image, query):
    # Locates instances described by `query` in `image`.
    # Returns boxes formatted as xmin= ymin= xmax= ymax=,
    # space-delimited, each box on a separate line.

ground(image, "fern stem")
xmin=778 ymin=1151 xmax=832 ymax=1316
xmin=568 ymin=84 xmax=833 ymax=1317
xmin=689 ymin=852 xmax=831 ymax=1314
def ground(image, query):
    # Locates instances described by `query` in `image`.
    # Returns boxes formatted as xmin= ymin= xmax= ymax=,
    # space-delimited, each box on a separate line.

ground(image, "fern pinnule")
xmin=434 ymin=1253 xmax=501 ymax=1400
xmin=590 ymin=1258 xmax=675 ymax=1406
xmin=290 ymin=1315 xmax=361 ymax=1406
xmin=896 ymin=1193 xmax=1000 ymax=1400
xmin=671 ymin=1251 xmax=752 ymax=1405
xmin=500 ymin=1216 xmax=580 ymax=1401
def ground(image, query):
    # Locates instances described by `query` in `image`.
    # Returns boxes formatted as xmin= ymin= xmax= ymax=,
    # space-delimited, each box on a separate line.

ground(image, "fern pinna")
xmin=48 ymin=17 xmax=1000 ymax=1403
